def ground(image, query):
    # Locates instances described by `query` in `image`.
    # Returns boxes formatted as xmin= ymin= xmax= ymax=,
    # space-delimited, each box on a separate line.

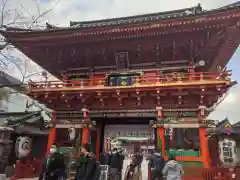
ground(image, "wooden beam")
xmin=172 ymin=41 xmax=176 ymax=60
xmin=190 ymin=39 xmax=194 ymax=61
xmin=55 ymin=124 xmax=83 ymax=128
xmin=153 ymin=123 xmax=211 ymax=128
xmin=161 ymin=60 xmax=189 ymax=65
xmin=63 ymin=61 xmax=191 ymax=75
xmin=170 ymin=92 xmax=189 ymax=96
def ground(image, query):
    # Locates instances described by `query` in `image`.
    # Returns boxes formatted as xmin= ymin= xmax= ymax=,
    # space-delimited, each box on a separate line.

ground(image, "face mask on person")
xmin=50 ymin=147 xmax=57 ymax=153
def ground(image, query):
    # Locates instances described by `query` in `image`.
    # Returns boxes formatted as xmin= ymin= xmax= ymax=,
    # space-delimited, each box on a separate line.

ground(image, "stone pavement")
xmin=7 ymin=178 xmax=39 ymax=180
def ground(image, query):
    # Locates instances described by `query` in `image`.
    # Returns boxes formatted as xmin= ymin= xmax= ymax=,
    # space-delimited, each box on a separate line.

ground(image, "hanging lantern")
xmin=68 ymin=127 xmax=76 ymax=141
xmin=198 ymin=105 xmax=206 ymax=116
xmin=218 ymin=138 xmax=238 ymax=167
xmin=156 ymin=106 xmax=163 ymax=118
xmin=15 ymin=136 xmax=32 ymax=159
xmin=81 ymin=108 xmax=90 ymax=118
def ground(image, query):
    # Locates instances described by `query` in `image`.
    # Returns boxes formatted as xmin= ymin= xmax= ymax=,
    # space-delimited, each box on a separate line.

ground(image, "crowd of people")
xmin=38 ymin=143 xmax=184 ymax=180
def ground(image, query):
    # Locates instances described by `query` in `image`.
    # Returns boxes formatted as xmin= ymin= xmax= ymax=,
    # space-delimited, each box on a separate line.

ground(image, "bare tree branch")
xmin=31 ymin=0 xmax=60 ymax=25
xmin=4 ymin=8 xmax=24 ymax=26
xmin=19 ymin=4 xmax=35 ymax=23
xmin=1 ymin=0 xmax=61 ymax=29
xmin=34 ymin=0 xmax=41 ymax=25
xmin=0 ymin=0 xmax=8 ymax=26
xmin=0 ymin=51 xmax=26 ymax=81
xmin=0 ymin=0 xmax=60 ymax=89
xmin=0 ymin=42 xmax=8 ymax=51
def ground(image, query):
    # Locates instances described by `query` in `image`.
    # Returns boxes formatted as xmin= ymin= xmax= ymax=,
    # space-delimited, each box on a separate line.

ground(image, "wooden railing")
xmin=28 ymin=72 xmax=231 ymax=90
xmin=182 ymin=166 xmax=238 ymax=180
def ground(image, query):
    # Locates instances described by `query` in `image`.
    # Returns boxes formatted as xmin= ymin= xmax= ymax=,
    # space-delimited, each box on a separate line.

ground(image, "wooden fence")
xmin=182 ymin=166 xmax=239 ymax=180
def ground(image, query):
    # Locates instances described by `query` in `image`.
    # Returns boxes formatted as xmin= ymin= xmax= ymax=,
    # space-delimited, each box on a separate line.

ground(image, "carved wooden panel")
xmin=54 ymin=32 xmax=210 ymax=71
xmin=40 ymin=92 xmax=220 ymax=111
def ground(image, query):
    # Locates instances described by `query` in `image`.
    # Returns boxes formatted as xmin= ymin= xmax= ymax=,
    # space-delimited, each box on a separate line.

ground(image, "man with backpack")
xmin=75 ymin=143 xmax=100 ymax=180
xmin=148 ymin=150 xmax=165 ymax=180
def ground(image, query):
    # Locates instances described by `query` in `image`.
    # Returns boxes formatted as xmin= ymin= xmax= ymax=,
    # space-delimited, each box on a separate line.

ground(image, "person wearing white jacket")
xmin=162 ymin=156 xmax=184 ymax=180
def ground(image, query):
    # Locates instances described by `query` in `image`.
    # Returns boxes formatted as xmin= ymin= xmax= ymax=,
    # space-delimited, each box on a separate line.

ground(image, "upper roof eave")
xmin=69 ymin=2 xmax=240 ymax=29
xmin=1 ymin=1 xmax=240 ymax=35
xmin=69 ymin=4 xmax=203 ymax=27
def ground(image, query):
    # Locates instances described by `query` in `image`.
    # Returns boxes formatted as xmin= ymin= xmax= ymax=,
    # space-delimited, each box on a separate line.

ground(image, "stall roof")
xmin=207 ymin=118 xmax=240 ymax=135
xmin=0 ymin=71 xmax=26 ymax=91
xmin=233 ymin=120 xmax=240 ymax=128
xmin=0 ymin=111 xmax=50 ymax=135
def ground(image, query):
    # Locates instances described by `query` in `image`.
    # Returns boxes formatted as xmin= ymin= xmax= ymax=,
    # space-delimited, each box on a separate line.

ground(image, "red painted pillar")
xmin=96 ymin=125 xmax=101 ymax=161
xmin=46 ymin=111 xmax=56 ymax=154
xmin=81 ymin=108 xmax=90 ymax=145
xmin=159 ymin=128 xmax=165 ymax=157
xmin=156 ymin=106 xmax=164 ymax=156
xmin=198 ymin=106 xmax=210 ymax=168
xmin=199 ymin=127 xmax=210 ymax=168
xmin=150 ymin=106 xmax=165 ymax=180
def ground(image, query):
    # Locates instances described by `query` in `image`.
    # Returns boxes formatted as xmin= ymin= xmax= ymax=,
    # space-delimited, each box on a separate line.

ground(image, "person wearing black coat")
xmin=100 ymin=152 xmax=111 ymax=165
xmin=109 ymin=148 xmax=122 ymax=180
xmin=39 ymin=144 xmax=67 ymax=180
xmin=75 ymin=143 xmax=98 ymax=180
xmin=149 ymin=151 xmax=165 ymax=180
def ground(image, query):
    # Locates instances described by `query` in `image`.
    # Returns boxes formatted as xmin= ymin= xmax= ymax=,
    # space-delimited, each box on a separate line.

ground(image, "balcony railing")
xmin=28 ymin=72 xmax=231 ymax=90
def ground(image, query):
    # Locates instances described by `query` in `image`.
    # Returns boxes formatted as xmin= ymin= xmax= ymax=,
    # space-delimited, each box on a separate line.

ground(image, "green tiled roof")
xmin=2 ymin=2 xmax=240 ymax=33
xmin=69 ymin=2 xmax=240 ymax=29
xmin=70 ymin=4 xmax=202 ymax=28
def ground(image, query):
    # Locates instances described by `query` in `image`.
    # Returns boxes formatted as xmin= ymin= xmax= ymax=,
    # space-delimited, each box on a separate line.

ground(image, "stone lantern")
xmin=0 ymin=126 xmax=14 ymax=174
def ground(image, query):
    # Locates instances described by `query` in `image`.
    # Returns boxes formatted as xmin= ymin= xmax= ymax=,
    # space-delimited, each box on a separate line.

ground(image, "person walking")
xmin=75 ymin=143 xmax=98 ymax=180
xmin=39 ymin=144 xmax=67 ymax=180
xmin=148 ymin=150 xmax=165 ymax=180
xmin=124 ymin=155 xmax=142 ymax=180
xmin=162 ymin=155 xmax=184 ymax=180
xmin=109 ymin=148 xmax=122 ymax=180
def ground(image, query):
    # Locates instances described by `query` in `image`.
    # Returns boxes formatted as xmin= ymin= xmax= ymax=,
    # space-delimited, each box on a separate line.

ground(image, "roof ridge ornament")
xmin=185 ymin=3 xmax=202 ymax=15
xmin=195 ymin=3 xmax=203 ymax=13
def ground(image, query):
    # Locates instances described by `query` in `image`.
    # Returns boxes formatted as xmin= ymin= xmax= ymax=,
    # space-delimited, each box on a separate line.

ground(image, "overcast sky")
xmin=1 ymin=0 xmax=240 ymax=123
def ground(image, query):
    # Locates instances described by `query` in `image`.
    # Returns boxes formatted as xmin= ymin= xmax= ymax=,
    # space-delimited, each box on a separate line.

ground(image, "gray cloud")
xmin=42 ymin=0 xmax=238 ymax=25
xmin=209 ymin=85 xmax=240 ymax=123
